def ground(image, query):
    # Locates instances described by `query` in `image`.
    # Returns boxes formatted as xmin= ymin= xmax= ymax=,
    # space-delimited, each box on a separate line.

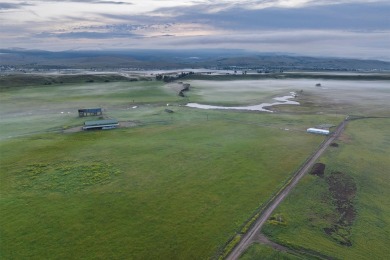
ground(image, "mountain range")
xmin=1 ymin=49 xmax=390 ymax=71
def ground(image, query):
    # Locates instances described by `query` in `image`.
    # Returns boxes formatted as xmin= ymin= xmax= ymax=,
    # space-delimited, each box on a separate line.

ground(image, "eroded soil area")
xmin=324 ymin=171 xmax=357 ymax=246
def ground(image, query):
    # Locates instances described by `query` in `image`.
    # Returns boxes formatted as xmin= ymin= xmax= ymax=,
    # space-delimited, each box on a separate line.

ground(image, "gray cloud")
xmin=0 ymin=0 xmax=132 ymax=11
xmin=37 ymin=31 xmax=139 ymax=39
xmin=2 ymin=29 xmax=389 ymax=60
xmin=96 ymin=1 xmax=132 ymax=4
xmin=150 ymin=30 xmax=390 ymax=60
xmin=91 ymin=1 xmax=390 ymax=42
xmin=0 ymin=3 xmax=20 ymax=9
xmin=1 ymin=0 xmax=389 ymax=61
xmin=0 ymin=1 xmax=34 ymax=10
xmin=34 ymin=0 xmax=133 ymax=4
xmin=145 ymin=2 xmax=390 ymax=30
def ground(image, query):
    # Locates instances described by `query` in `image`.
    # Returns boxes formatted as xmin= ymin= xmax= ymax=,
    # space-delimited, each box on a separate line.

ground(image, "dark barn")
xmin=78 ymin=108 xmax=102 ymax=117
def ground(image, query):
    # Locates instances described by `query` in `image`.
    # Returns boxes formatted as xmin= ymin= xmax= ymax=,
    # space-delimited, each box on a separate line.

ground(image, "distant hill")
xmin=1 ymin=49 xmax=390 ymax=71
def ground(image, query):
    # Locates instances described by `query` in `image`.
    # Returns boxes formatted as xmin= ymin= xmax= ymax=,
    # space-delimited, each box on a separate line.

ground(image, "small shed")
xmin=307 ymin=128 xmax=330 ymax=135
xmin=83 ymin=119 xmax=119 ymax=130
xmin=78 ymin=108 xmax=102 ymax=117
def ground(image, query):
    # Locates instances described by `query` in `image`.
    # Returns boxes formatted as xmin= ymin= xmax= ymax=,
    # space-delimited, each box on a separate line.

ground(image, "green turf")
xmin=261 ymin=118 xmax=390 ymax=259
xmin=240 ymin=243 xmax=303 ymax=260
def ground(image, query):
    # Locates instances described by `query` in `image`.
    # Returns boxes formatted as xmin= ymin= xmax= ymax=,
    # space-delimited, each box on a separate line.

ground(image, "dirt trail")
xmin=254 ymin=233 xmax=290 ymax=252
xmin=226 ymin=120 xmax=347 ymax=260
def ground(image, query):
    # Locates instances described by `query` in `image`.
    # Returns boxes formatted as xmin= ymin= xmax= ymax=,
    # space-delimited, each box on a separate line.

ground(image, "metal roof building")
xmin=83 ymin=119 xmax=119 ymax=130
xmin=78 ymin=108 xmax=102 ymax=117
xmin=307 ymin=128 xmax=330 ymax=135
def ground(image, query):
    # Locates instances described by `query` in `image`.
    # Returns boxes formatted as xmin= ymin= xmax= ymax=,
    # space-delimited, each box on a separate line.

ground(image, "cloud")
xmin=32 ymin=0 xmax=133 ymax=4
xmin=145 ymin=2 xmax=390 ymax=30
xmin=1 ymin=0 xmax=389 ymax=61
xmin=0 ymin=1 xmax=34 ymax=10
xmin=150 ymin=29 xmax=390 ymax=60
xmin=2 ymin=28 xmax=389 ymax=60
xmin=94 ymin=0 xmax=132 ymax=4
xmin=206 ymin=0 xmax=390 ymax=10
xmin=0 ymin=3 xmax=21 ymax=9
xmin=37 ymin=31 xmax=139 ymax=39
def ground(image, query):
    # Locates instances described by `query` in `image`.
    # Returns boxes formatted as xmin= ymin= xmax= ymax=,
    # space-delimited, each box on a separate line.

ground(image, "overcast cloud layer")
xmin=1 ymin=0 xmax=389 ymax=60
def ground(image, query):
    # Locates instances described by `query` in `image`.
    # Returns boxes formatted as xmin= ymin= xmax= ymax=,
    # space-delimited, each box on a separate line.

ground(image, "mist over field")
xmin=1 ymin=1 xmax=389 ymax=260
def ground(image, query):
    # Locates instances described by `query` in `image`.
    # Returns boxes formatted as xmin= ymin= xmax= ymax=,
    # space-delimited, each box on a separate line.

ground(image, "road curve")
xmin=226 ymin=120 xmax=347 ymax=260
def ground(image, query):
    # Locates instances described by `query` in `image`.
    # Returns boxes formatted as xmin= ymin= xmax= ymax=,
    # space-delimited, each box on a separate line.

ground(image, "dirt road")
xmin=226 ymin=120 xmax=347 ymax=260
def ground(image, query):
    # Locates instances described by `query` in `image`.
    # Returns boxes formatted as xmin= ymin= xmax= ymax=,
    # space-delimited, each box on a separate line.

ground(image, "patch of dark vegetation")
xmin=178 ymin=82 xmax=191 ymax=97
xmin=15 ymin=161 xmax=122 ymax=193
xmin=310 ymin=163 xmax=325 ymax=177
xmin=324 ymin=171 xmax=357 ymax=246
xmin=0 ymin=74 xmax=137 ymax=89
xmin=182 ymin=83 xmax=190 ymax=91
xmin=330 ymin=142 xmax=339 ymax=147
xmin=268 ymin=213 xmax=287 ymax=226
xmin=155 ymin=71 xmax=195 ymax=82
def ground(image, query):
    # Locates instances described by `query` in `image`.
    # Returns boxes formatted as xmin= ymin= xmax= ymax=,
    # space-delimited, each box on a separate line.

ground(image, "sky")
xmin=1 ymin=0 xmax=389 ymax=60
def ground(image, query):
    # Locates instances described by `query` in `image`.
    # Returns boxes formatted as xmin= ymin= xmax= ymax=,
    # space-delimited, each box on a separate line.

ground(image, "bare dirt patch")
xmin=324 ymin=171 xmax=357 ymax=246
xmin=309 ymin=163 xmax=325 ymax=177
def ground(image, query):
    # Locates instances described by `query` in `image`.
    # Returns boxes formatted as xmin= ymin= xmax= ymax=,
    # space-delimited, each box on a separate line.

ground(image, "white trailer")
xmin=307 ymin=128 xmax=330 ymax=135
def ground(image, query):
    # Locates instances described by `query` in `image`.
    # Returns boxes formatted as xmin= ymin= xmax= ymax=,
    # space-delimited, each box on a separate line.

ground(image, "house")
xmin=307 ymin=128 xmax=330 ymax=135
xmin=82 ymin=119 xmax=119 ymax=130
xmin=78 ymin=108 xmax=102 ymax=117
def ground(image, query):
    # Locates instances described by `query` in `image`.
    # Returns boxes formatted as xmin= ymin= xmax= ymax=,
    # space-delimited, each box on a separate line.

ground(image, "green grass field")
xmin=0 ymin=118 xmax=330 ymax=259
xmin=0 ymin=76 xmax=388 ymax=259
xmin=260 ymin=118 xmax=390 ymax=259
xmin=240 ymin=243 xmax=302 ymax=260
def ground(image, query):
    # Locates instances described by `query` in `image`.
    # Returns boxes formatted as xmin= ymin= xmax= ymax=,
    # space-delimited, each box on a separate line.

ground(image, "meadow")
xmin=240 ymin=243 xmax=302 ymax=260
xmin=259 ymin=118 xmax=390 ymax=259
xmin=0 ymin=75 xmax=388 ymax=259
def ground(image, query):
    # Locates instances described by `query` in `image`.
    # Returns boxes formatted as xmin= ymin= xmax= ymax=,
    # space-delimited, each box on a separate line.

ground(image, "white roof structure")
xmin=307 ymin=128 xmax=330 ymax=135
